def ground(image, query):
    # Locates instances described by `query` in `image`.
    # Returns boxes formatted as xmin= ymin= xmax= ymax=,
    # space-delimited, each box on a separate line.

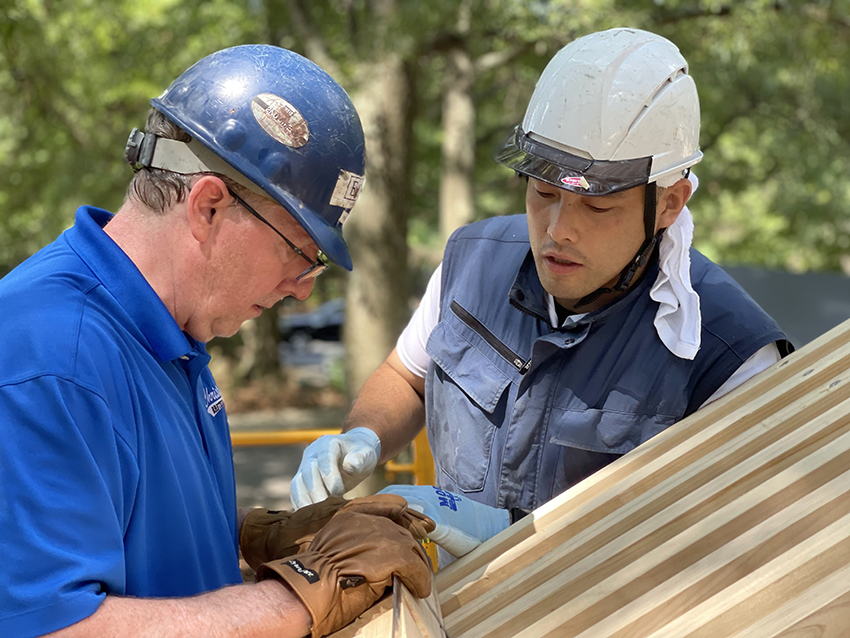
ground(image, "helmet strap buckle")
xmin=124 ymin=128 xmax=159 ymax=172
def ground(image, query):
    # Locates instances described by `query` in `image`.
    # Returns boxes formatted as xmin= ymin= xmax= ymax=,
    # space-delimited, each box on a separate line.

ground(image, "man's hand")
xmin=256 ymin=508 xmax=433 ymax=638
xmin=240 ymin=494 xmax=435 ymax=568
xmin=290 ymin=428 xmax=381 ymax=510
xmin=379 ymin=485 xmax=510 ymax=557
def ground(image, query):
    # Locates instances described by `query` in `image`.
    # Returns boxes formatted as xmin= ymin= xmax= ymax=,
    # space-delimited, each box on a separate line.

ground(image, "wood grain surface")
xmin=330 ymin=318 xmax=850 ymax=636
xmin=434 ymin=319 xmax=850 ymax=637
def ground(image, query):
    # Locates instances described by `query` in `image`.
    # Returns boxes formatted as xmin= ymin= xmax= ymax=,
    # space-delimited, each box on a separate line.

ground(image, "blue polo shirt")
xmin=0 ymin=207 xmax=242 ymax=637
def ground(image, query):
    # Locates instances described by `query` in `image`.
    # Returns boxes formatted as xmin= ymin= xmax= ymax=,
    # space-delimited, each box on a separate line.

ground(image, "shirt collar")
xmin=509 ymin=251 xmax=550 ymax=321
xmin=65 ymin=206 xmax=197 ymax=362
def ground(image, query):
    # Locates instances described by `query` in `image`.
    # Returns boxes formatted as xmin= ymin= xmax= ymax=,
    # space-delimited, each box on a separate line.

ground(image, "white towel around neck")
xmin=650 ymin=172 xmax=702 ymax=360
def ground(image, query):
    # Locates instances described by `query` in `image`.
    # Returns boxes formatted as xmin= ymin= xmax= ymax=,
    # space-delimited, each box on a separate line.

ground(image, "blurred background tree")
xmin=1 ymin=0 xmax=848 ymax=402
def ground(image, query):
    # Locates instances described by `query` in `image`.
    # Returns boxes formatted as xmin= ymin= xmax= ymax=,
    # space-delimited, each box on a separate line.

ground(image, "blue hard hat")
xmin=151 ymin=45 xmax=365 ymax=270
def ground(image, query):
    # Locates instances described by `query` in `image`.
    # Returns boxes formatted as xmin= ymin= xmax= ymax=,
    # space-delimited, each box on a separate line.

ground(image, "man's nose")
xmin=278 ymin=276 xmax=315 ymax=301
xmin=548 ymin=192 xmax=582 ymax=243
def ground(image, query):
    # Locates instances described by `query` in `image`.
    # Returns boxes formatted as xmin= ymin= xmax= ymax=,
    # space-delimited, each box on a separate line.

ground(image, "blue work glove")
xmin=379 ymin=485 xmax=510 ymax=557
xmin=290 ymin=428 xmax=381 ymax=510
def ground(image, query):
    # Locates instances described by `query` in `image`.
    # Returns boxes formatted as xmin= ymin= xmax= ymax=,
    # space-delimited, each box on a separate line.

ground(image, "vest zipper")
xmin=450 ymin=300 xmax=531 ymax=374
xmin=508 ymin=296 xmax=549 ymax=325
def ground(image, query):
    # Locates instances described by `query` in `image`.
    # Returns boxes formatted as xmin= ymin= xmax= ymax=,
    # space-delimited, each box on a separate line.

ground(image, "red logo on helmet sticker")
xmin=561 ymin=175 xmax=590 ymax=189
xmin=251 ymin=94 xmax=310 ymax=148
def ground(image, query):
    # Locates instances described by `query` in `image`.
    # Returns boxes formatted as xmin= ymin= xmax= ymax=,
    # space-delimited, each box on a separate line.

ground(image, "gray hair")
xmin=125 ymin=108 xmax=243 ymax=214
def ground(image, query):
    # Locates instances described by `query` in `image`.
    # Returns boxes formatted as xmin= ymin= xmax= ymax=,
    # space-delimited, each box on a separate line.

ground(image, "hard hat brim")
xmin=496 ymin=127 xmax=652 ymax=196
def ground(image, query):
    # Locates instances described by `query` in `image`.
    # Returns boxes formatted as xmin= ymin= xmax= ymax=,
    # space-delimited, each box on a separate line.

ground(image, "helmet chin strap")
xmin=574 ymin=181 xmax=662 ymax=309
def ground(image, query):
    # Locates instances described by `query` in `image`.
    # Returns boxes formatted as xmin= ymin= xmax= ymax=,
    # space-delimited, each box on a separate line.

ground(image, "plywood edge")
xmin=328 ymin=573 xmax=444 ymax=638
xmin=395 ymin=575 xmax=446 ymax=637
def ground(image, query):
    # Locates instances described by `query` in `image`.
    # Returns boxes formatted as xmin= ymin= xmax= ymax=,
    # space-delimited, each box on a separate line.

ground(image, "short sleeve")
xmin=699 ymin=342 xmax=782 ymax=408
xmin=0 ymin=375 xmax=138 ymax=637
xmin=396 ymin=263 xmax=443 ymax=378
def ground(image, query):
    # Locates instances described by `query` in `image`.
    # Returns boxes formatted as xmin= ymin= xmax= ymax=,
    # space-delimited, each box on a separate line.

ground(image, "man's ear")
xmin=186 ymin=175 xmax=229 ymax=243
xmin=656 ymin=177 xmax=693 ymax=230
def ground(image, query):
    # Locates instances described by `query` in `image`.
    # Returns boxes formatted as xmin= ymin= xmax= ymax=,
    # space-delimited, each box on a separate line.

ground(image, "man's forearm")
xmin=342 ymin=349 xmax=426 ymax=463
xmin=46 ymin=580 xmax=312 ymax=638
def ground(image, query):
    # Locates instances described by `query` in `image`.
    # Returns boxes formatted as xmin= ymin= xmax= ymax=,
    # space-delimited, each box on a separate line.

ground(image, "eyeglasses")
xmin=228 ymin=188 xmax=328 ymax=282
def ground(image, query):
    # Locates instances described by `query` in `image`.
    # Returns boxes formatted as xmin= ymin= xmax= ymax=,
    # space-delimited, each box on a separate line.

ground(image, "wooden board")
xmin=431 ymin=317 xmax=850 ymax=637
xmin=329 ymin=318 xmax=850 ymax=636
xmin=330 ymin=573 xmax=446 ymax=638
xmin=393 ymin=575 xmax=447 ymax=638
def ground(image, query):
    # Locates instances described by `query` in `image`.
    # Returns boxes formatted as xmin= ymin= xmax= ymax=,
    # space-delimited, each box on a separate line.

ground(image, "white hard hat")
xmin=497 ymin=28 xmax=702 ymax=194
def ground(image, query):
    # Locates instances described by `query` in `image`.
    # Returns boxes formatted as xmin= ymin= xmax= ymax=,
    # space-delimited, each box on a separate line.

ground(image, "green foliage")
xmin=407 ymin=0 xmax=649 ymax=254
xmin=652 ymin=0 xmax=850 ymax=271
xmin=1 ymin=0 xmax=849 ymax=277
xmin=0 ymin=0 xmax=261 ymax=274
xmin=464 ymin=0 xmax=850 ymax=272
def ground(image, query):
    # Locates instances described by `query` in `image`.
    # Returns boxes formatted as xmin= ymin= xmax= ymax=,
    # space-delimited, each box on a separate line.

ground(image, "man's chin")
xmin=195 ymin=322 xmax=242 ymax=343
xmin=537 ymin=269 xmax=624 ymax=311
xmin=538 ymin=278 xmax=589 ymax=309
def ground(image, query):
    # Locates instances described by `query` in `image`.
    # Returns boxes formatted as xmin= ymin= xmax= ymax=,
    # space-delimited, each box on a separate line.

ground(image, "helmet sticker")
xmin=561 ymin=175 xmax=590 ymax=189
xmin=251 ymin=93 xmax=310 ymax=148
xmin=330 ymin=169 xmax=365 ymax=222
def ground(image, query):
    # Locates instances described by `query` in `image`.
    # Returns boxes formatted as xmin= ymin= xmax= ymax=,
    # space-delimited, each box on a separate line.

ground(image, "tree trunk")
xmin=235 ymin=306 xmax=282 ymax=381
xmin=343 ymin=57 xmax=416 ymax=398
xmin=439 ymin=40 xmax=476 ymax=246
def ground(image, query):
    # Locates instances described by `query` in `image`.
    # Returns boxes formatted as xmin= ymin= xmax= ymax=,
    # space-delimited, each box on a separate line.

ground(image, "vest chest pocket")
xmin=425 ymin=319 xmax=515 ymax=492
xmin=550 ymin=407 xmax=678 ymax=454
xmin=546 ymin=407 xmax=678 ymax=494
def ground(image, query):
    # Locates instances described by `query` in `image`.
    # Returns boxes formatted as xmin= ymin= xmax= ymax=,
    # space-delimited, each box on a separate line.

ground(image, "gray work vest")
xmin=424 ymin=215 xmax=790 ymax=512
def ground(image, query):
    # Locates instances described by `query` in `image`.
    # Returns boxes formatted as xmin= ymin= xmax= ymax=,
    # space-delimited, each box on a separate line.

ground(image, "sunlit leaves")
xmin=0 ymin=0 xmax=262 ymax=274
xmin=1 ymin=0 xmax=848 ymax=277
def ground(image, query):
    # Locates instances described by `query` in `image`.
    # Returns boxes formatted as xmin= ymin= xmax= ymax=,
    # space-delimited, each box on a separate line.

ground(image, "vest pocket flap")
xmin=549 ymin=408 xmax=678 ymax=455
xmin=426 ymin=320 xmax=512 ymax=413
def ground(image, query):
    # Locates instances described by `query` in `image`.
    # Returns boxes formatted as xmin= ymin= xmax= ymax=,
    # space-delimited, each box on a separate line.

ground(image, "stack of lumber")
xmin=333 ymin=318 xmax=850 ymax=637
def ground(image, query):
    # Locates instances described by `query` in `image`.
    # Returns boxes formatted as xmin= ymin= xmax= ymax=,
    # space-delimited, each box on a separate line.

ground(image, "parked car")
xmin=278 ymin=298 xmax=345 ymax=345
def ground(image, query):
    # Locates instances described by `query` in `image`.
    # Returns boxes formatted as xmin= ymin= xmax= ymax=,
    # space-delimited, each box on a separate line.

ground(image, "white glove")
xmin=379 ymin=485 xmax=510 ymax=557
xmin=290 ymin=428 xmax=381 ymax=510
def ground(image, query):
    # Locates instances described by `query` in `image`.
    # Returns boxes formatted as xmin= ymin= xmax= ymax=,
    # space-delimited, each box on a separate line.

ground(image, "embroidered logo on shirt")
xmin=204 ymin=385 xmax=225 ymax=417
xmin=435 ymin=488 xmax=461 ymax=511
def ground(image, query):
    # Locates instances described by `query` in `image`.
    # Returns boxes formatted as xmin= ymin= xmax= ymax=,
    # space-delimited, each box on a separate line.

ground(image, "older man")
xmin=0 ymin=45 xmax=431 ymax=638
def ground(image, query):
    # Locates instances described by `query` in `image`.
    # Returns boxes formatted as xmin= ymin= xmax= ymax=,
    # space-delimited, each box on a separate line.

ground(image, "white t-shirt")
xmin=396 ymin=262 xmax=781 ymax=408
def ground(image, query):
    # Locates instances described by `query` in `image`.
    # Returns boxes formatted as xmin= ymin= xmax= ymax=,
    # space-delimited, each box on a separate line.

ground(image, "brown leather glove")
xmin=240 ymin=494 xmax=435 ymax=569
xmin=257 ymin=508 xmax=433 ymax=638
